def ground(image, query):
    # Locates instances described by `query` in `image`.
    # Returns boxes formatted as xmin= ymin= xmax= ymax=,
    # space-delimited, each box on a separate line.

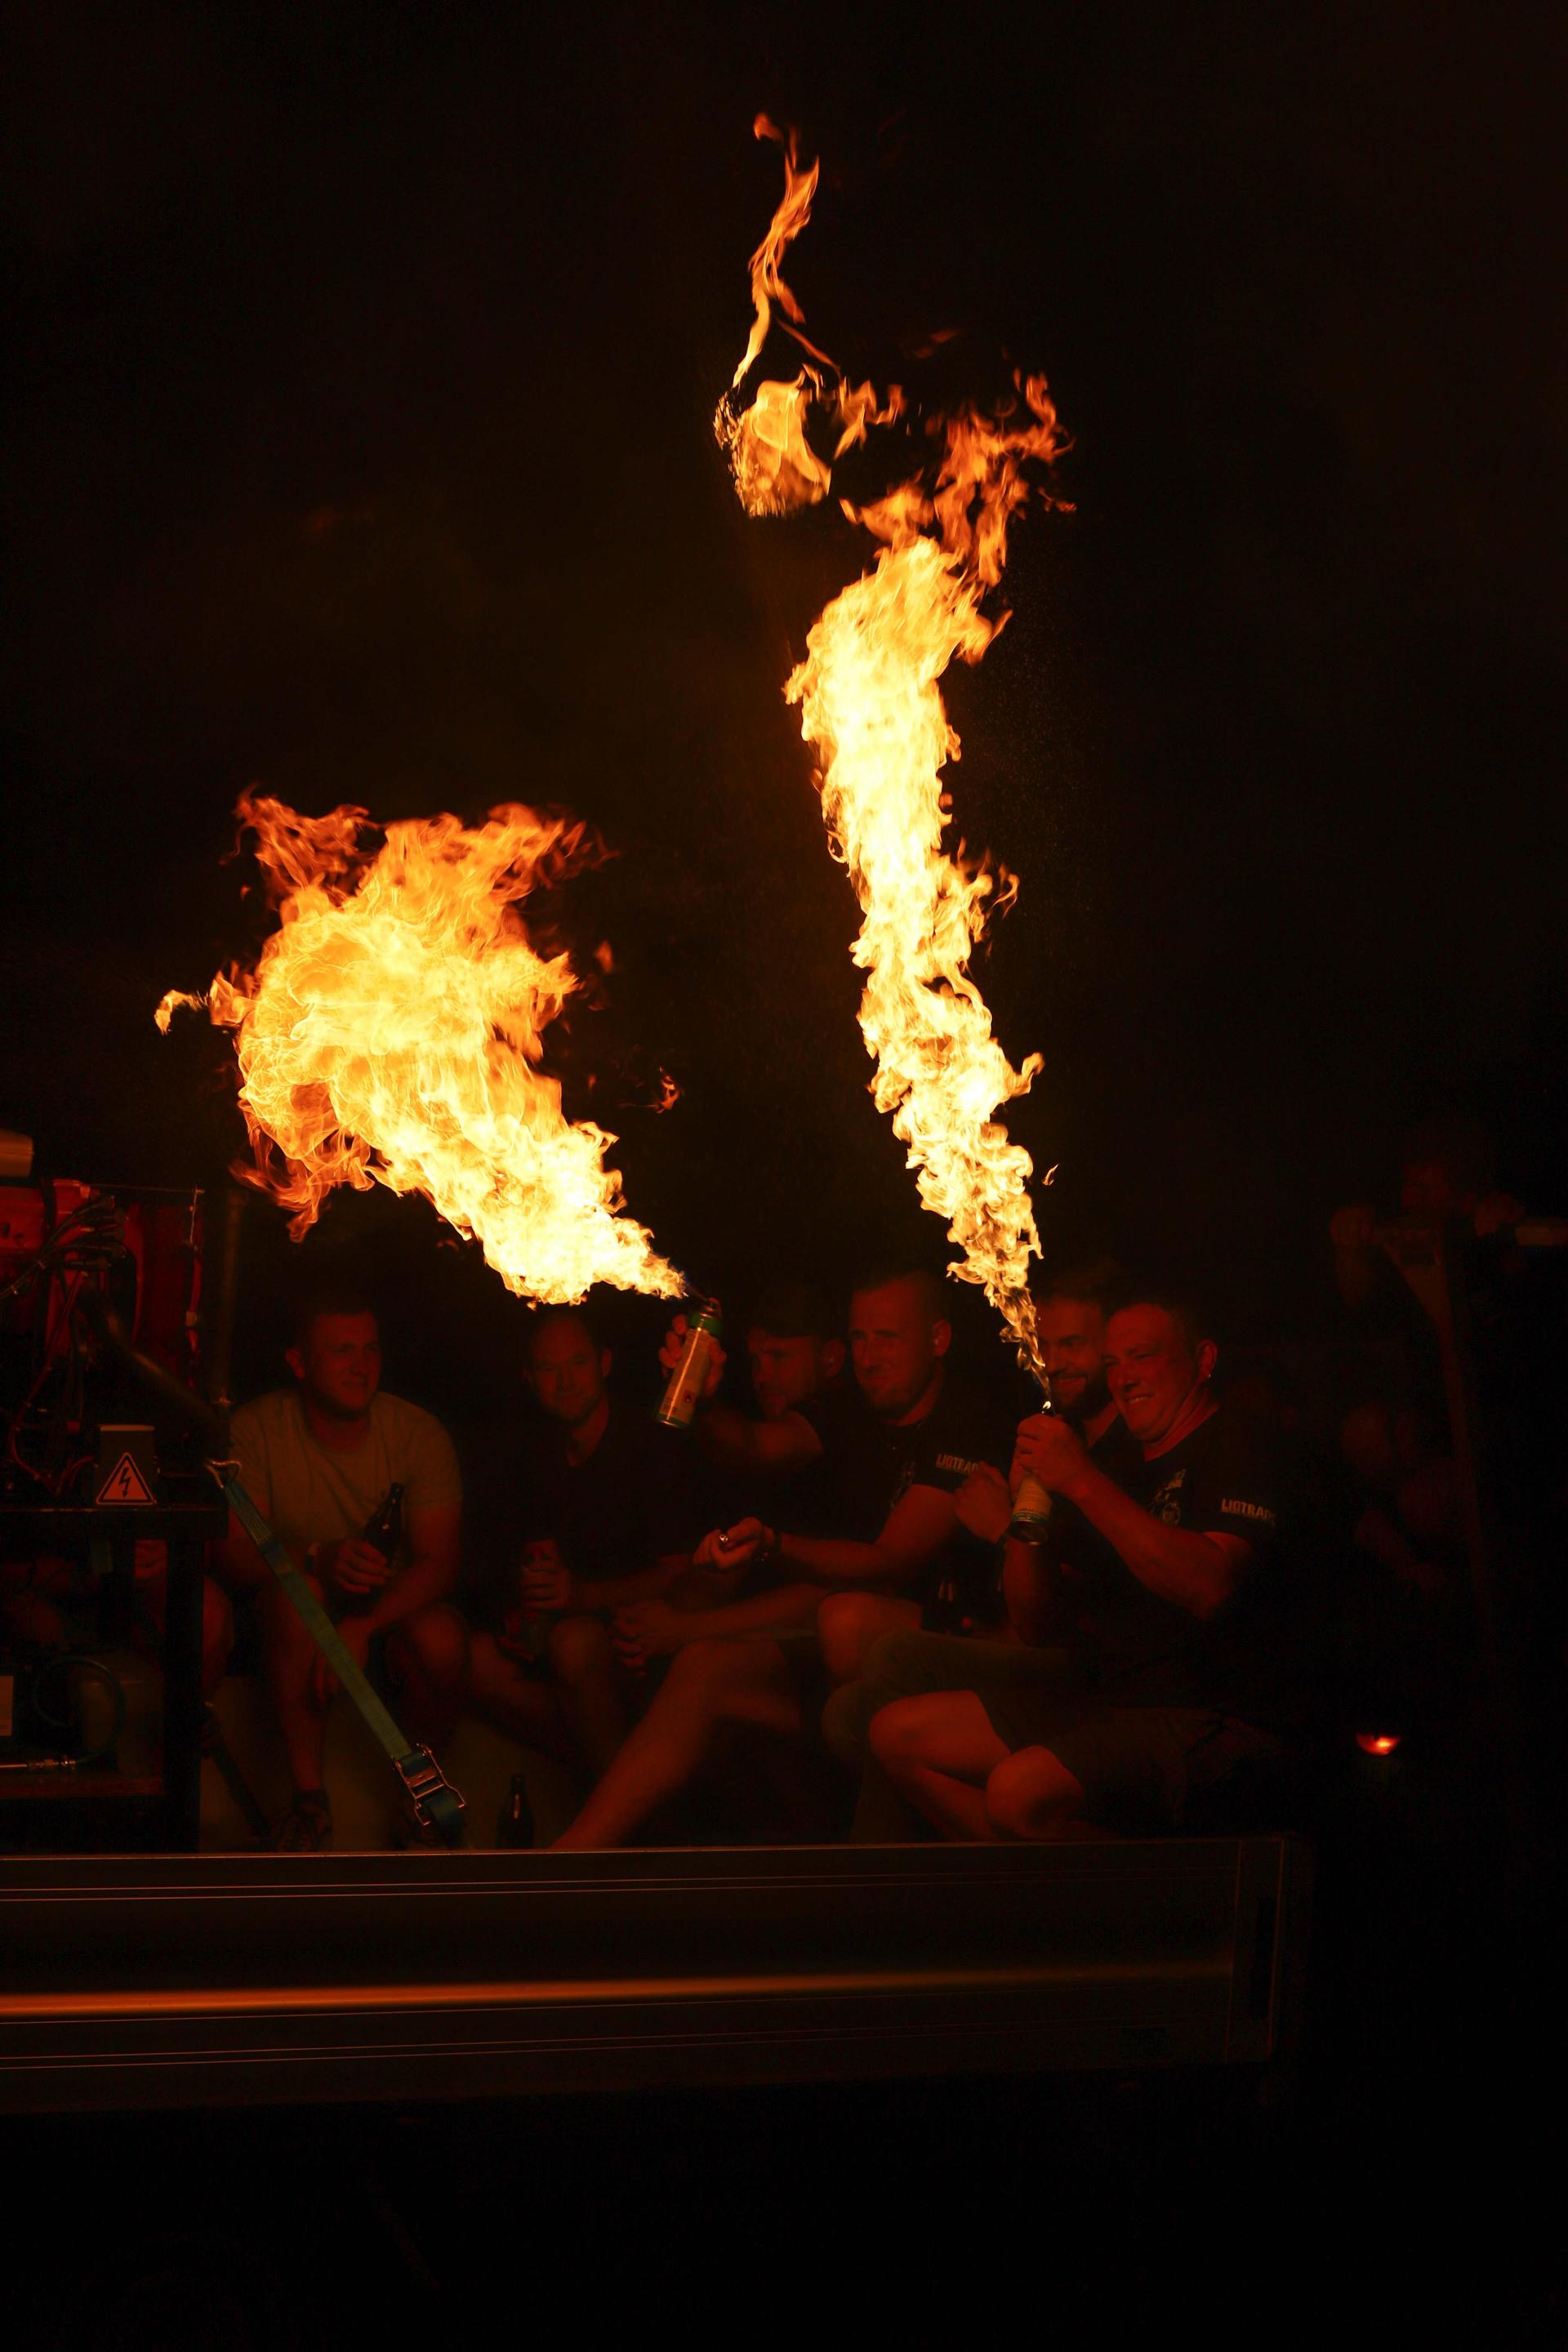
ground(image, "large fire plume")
xmin=158 ymin=793 xmax=681 ymax=1305
xmin=719 ymin=120 xmax=1067 ymax=1369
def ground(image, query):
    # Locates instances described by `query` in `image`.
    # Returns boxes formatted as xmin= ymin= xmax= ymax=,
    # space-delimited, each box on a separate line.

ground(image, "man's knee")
xmin=817 ymin=1589 xmax=875 ymax=1648
xmin=390 ymin=1603 xmax=467 ymax=1686
xmin=986 ymin=1745 xmax=1085 ymax=1840
xmin=261 ymin=1571 xmax=323 ymax=1655
xmin=866 ymin=1693 xmax=942 ymax=1773
xmin=817 ymin=1592 xmax=901 ymax=1680
xmin=547 ymin=1612 xmax=614 ymax=1685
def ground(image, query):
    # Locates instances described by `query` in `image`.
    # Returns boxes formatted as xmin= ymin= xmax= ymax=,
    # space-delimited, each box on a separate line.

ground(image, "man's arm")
xmin=356 ymin=1503 xmax=461 ymax=1633
xmin=695 ymin=1401 xmax=825 ymax=1474
xmin=572 ymin=1551 xmax=691 ymax=1611
xmin=1062 ymin=1463 xmax=1250 ymax=1619
xmin=773 ymin=1483 xmax=960 ymax=1591
xmin=1017 ymin=1414 xmax=1253 ymax=1620
xmin=657 ymin=1317 xmax=826 ymax=1475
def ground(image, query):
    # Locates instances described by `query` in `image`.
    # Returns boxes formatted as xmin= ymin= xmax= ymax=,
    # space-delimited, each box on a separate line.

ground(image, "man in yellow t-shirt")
xmin=218 ymin=1287 xmax=465 ymax=1851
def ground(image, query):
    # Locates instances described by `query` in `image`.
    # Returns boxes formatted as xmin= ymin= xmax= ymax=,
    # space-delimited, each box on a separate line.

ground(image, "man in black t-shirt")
xmin=657 ymin=1280 xmax=862 ymax=1544
xmin=825 ymin=1260 xmax=1134 ymax=1835
xmin=868 ymin=1293 xmax=1300 ymax=1838
xmin=550 ymin=1269 xmax=1009 ymax=1849
xmin=466 ymin=1306 xmax=699 ymax=1775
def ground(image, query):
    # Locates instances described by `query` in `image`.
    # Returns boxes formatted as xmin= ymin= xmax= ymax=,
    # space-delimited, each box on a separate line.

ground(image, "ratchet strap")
xmin=216 ymin=1465 xmax=465 ymax=1846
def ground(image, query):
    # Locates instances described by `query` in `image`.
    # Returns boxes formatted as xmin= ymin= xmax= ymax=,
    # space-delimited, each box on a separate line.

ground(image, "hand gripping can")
xmin=1009 ymin=1471 xmax=1054 ymax=1540
xmin=656 ymin=1298 xmax=722 ymax=1431
xmin=1008 ymin=1388 xmax=1055 ymax=1541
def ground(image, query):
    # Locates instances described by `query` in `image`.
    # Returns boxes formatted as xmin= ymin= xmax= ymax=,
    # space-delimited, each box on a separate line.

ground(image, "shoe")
xmin=269 ymin=1789 xmax=333 ymax=1851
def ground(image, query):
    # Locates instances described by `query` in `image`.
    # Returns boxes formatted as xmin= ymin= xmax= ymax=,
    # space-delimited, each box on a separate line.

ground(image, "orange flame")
xmin=158 ymin=793 xmax=681 ymax=1306
xmin=715 ymin=117 xmax=903 ymax=519
xmin=719 ymin=130 xmax=1069 ymax=1369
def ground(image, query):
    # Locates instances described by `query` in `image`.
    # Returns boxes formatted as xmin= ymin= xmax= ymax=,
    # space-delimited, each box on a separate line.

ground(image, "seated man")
xmin=653 ymin=1270 xmax=884 ymax=1580
xmin=825 ymin=1258 xmax=1132 ymax=1836
xmin=550 ymin=1267 xmax=1007 ymax=1850
xmin=216 ymin=1287 xmax=466 ymax=1851
xmin=662 ymin=1278 xmax=852 ymax=1548
xmin=867 ymin=1290 xmax=1299 ymax=1840
xmin=466 ymin=1304 xmax=700 ymax=1781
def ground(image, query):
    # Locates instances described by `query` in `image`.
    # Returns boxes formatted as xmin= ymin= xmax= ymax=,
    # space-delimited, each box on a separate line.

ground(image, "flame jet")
xmin=158 ymin=793 xmax=682 ymax=1306
xmin=718 ymin=119 xmax=1068 ymax=1372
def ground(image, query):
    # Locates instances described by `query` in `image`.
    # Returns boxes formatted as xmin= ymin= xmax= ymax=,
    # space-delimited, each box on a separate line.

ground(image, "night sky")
xmin=2 ymin=2 xmax=1563 ymax=1394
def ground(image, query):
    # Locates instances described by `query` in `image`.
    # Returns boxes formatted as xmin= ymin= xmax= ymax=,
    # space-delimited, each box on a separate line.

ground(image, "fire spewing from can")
xmin=158 ymin=793 xmax=684 ymax=1307
xmin=717 ymin=118 xmax=1070 ymax=1380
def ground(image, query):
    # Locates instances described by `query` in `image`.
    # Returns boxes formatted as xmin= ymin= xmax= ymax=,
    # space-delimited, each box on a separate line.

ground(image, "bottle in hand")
xmin=362 ymin=1482 xmax=407 ymax=1561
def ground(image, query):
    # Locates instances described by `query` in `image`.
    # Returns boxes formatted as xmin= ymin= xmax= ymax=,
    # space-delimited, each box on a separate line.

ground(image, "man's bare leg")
xmin=257 ymin=1570 xmax=332 ymax=1796
xmin=815 ymin=1592 xmax=921 ymax=1686
xmin=385 ymin=1602 xmax=470 ymax=1754
xmin=552 ymin=1637 xmax=800 ymax=1851
xmin=546 ymin=1612 xmax=635 ymax=1775
xmin=867 ymin=1691 xmax=1013 ymax=1842
xmin=468 ymin=1632 xmax=573 ymax=1760
xmin=984 ymin=1744 xmax=1092 ymax=1839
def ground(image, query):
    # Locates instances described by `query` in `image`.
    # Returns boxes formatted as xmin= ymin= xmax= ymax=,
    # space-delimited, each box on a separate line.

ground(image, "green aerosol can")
xmin=656 ymin=1297 xmax=722 ymax=1431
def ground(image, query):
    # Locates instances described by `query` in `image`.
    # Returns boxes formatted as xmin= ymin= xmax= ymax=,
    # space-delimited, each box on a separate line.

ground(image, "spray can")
xmin=1008 ymin=1384 xmax=1054 ymax=1541
xmin=655 ymin=1298 xmax=722 ymax=1430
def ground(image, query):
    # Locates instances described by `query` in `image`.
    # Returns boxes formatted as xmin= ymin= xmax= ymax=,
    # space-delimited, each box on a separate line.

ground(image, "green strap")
xmin=217 ymin=1468 xmax=464 ymax=1845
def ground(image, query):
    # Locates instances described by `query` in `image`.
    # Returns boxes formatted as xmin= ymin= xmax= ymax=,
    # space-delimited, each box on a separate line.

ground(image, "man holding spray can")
xmin=863 ymin=1290 xmax=1300 ymax=1841
xmin=822 ymin=1262 xmax=1134 ymax=1834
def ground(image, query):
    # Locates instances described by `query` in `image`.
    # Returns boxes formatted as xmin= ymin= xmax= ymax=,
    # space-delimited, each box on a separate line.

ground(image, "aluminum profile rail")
xmin=0 ymin=1837 xmax=1310 ymax=2114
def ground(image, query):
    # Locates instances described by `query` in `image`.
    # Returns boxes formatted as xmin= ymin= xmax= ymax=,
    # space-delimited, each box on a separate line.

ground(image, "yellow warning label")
xmin=96 ymin=1452 xmax=157 ymax=1507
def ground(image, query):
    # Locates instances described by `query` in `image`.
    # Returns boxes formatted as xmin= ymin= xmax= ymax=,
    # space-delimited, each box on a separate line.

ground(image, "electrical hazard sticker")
xmin=96 ymin=1452 xmax=157 ymax=1507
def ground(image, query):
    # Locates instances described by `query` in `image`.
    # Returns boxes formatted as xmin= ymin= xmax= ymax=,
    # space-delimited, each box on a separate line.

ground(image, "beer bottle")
xmin=362 ymin=1481 xmax=407 ymax=1561
xmin=656 ymin=1298 xmax=722 ymax=1431
xmin=499 ymin=1771 xmax=534 ymax=1849
xmin=924 ymin=1573 xmax=967 ymax=1636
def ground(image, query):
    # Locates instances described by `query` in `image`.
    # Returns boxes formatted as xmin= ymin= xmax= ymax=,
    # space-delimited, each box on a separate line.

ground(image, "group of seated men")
xmin=204 ymin=1256 xmax=1307 ymax=1854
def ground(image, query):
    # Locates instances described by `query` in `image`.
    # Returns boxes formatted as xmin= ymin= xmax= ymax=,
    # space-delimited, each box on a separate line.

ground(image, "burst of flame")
xmin=715 ymin=118 xmax=903 ymax=519
xmin=719 ymin=126 xmax=1068 ymax=1370
xmin=158 ymin=792 xmax=682 ymax=1306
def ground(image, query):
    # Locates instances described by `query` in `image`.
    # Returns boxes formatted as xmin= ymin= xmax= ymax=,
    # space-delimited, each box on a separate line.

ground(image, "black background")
xmin=2 ymin=1 xmax=1563 ymax=1405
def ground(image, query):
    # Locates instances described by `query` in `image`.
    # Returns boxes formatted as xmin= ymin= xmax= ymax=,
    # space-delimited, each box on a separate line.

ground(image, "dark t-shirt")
xmin=700 ymin=1382 xmax=870 ymax=1543
xmin=1052 ymin=1405 xmax=1302 ymax=1725
xmin=517 ymin=1401 xmax=701 ymax=1589
xmin=800 ymin=1375 xmax=1009 ymax=1610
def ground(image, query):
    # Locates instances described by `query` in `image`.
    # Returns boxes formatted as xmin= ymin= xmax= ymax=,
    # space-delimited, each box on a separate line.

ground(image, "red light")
xmin=1356 ymin=1733 xmax=1401 ymax=1756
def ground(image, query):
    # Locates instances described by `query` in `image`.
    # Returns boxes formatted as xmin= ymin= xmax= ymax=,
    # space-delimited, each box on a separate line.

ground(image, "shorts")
xmin=822 ymin=1629 xmax=1091 ymax=1768
xmin=978 ymin=1683 xmax=1287 ymax=1833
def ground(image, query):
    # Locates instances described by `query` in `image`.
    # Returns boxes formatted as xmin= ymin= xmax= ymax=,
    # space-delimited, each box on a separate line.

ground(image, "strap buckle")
xmin=395 ymin=1746 xmax=466 ymax=1842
